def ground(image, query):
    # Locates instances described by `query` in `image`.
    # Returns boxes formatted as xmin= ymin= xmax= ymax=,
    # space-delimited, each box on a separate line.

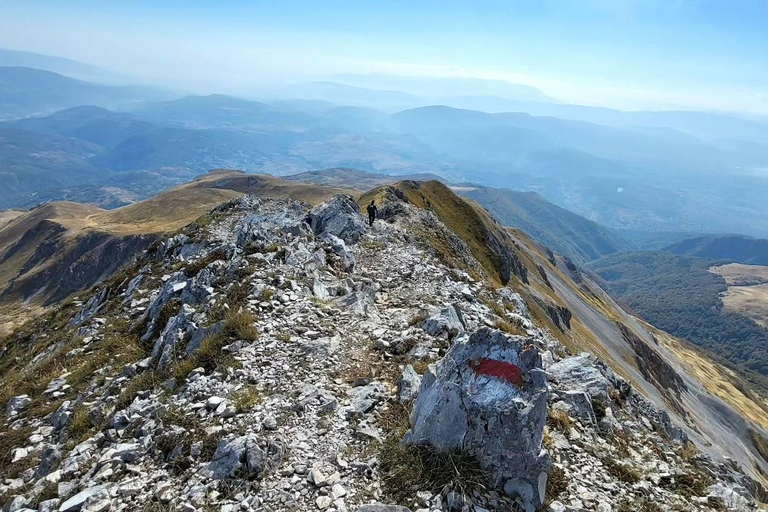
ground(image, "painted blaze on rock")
xmin=469 ymin=358 xmax=525 ymax=387
xmin=404 ymin=328 xmax=550 ymax=512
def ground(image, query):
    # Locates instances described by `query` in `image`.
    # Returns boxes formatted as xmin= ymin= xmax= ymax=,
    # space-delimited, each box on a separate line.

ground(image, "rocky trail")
xmin=0 ymin=193 xmax=762 ymax=512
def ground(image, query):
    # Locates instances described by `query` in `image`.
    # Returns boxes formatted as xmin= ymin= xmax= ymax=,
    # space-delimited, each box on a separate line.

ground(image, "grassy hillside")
xmin=664 ymin=234 xmax=768 ymax=266
xmin=458 ymin=185 xmax=634 ymax=264
xmin=588 ymin=251 xmax=768 ymax=386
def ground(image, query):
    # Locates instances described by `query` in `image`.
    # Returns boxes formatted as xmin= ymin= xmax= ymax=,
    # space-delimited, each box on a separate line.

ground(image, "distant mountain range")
xmin=3 ymin=54 xmax=768 ymax=239
xmin=0 ymin=66 xmax=172 ymax=120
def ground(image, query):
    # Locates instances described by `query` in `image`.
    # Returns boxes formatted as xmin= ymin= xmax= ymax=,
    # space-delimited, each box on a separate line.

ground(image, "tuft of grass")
xmin=660 ymin=471 xmax=712 ymax=498
xmin=377 ymin=401 xmax=489 ymax=505
xmin=494 ymin=318 xmax=526 ymax=336
xmin=231 ymin=386 xmax=263 ymax=413
xmin=258 ymin=288 xmax=275 ymax=302
xmin=116 ymin=370 xmax=162 ymax=410
xmin=0 ymin=426 xmax=34 ymax=478
xmin=184 ymin=250 xmax=226 ymax=277
xmin=604 ymin=458 xmax=641 ymax=484
xmin=68 ymin=405 xmax=93 ymax=442
xmin=616 ymin=498 xmax=662 ymax=512
xmin=546 ymin=409 xmax=573 ymax=432
xmin=407 ymin=310 xmax=429 ymax=327
xmin=380 ymin=441 xmax=489 ymax=504
xmin=591 ymin=399 xmax=607 ymax=420
xmin=679 ymin=441 xmax=699 ymax=462
xmin=610 ymin=428 xmax=632 ymax=458
xmin=36 ymin=482 xmax=59 ymax=503
xmin=545 ymin=465 xmax=569 ymax=504
xmin=483 ymin=298 xmax=507 ymax=318
xmin=221 ymin=309 xmax=259 ymax=341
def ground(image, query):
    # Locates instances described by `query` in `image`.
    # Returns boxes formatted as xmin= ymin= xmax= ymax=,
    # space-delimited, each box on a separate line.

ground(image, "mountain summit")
xmin=1 ymin=176 xmax=765 ymax=511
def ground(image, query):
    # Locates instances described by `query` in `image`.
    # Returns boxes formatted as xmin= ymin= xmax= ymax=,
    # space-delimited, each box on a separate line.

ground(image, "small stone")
xmin=331 ymin=483 xmax=347 ymax=499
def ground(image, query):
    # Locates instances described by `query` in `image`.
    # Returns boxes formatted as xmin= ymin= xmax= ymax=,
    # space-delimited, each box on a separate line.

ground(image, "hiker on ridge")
xmin=367 ymin=200 xmax=378 ymax=227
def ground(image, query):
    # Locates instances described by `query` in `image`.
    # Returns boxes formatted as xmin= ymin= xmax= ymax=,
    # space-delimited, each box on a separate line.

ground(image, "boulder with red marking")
xmin=404 ymin=327 xmax=550 ymax=512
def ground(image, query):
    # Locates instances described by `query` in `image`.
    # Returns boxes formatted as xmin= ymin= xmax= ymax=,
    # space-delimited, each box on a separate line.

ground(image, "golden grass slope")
xmin=710 ymin=263 xmax=768 ymax=327
xmin=0 ymin=210 xmax=23 ymax=230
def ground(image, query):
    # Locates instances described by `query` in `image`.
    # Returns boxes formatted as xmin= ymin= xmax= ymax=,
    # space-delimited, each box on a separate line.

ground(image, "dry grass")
xmin=172 ymin=310 xmax=255 ymax=381
xmin=616 ymin=498 xmax=662 ymax=512
xmin=679 ymin=441 xmax=699 ymax=462
xmin=377 ymin=401 xmax=489 ymax=505
xmin=184 ymin=250 xmax=226 ymax=277
xmin=115 ymin=370 xmax=162 ymax=410
xmin=221 ymin=309 xmax=259 ymax=341
xmin=407 ymin=310 xmax=429 ymax=327
xmin=380 ymin=440 xmax=489 ymax=504
xmin=231 ymin=386 xmax=263 ymax=413
xmin=494 ymin=318 xmax=527 ymax=336
xmin=660 ymin=470 xmax=713 ymax=498
xmin=545 ymin=465 xmax=569 ymax=504
xmin=68 ymin=405 xmax=93 ymax=442
xmin=0 ymin=426 xmax=33 ymax=478
xmin=546 ymin=409 xmax=573 ymax=432
xmin=603 ymin=458 xmax=641 ymax=484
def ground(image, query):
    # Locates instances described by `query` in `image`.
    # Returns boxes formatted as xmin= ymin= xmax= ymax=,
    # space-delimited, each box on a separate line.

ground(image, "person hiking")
xmin=366 ymin=200 xmax=378 ymax=227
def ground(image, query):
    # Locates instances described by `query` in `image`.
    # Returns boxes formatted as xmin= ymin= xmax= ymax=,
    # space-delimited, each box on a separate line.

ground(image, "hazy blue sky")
xmin=1 ymin=0 xmax=767 ymax=114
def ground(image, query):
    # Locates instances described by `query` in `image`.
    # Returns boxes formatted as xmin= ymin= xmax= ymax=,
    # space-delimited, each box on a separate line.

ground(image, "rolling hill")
xmin=663 ymin=234 xmax=768 ymax=266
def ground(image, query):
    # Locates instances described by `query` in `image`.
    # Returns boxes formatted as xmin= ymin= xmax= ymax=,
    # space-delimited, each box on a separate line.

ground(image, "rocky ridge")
xmin=0 ymin=192 xmax=761 ymax=512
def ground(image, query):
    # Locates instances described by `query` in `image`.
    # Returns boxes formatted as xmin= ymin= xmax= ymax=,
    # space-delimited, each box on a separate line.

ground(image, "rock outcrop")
xmin=405 ymin=328 xmax=550 ymax=512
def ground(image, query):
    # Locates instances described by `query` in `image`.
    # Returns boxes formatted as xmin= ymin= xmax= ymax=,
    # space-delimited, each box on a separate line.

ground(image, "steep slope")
xmin=587 ymin=251 xmax=768 ymax=390
xmin=0 ymin=186 xmax=764 ymax=512
xmin=359 ymin=182 xmax=768 ymax=490
xmin=359 ymin=180 xmax=528 ymax=286
xmin=457 ymin=185 xmax=634 ymax=264
xmin=664 ymin=234 xmax=768 ymax=266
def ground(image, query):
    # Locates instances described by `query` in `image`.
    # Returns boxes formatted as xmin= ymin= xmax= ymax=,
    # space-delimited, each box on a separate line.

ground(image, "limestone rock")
xmin=307 ymin=195 xmax=367 ymax=245
xmin=404 ymin=328 xmax=550 ymax=512
xmin=396 ymin=365 xmax=422 ymax=404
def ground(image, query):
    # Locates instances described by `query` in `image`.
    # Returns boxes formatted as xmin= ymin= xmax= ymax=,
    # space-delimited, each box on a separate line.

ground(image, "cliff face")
xmin=0 ymin=182 xmax=767 ymax=511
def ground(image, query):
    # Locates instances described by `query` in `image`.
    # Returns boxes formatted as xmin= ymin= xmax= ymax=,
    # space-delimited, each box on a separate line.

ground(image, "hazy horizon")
xmin=1 ymin=0 xmax=767 ymax=116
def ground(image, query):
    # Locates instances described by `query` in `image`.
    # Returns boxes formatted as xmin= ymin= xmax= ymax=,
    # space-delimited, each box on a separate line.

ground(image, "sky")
xmin=1 ymin=0 xmax=767 ymax=114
